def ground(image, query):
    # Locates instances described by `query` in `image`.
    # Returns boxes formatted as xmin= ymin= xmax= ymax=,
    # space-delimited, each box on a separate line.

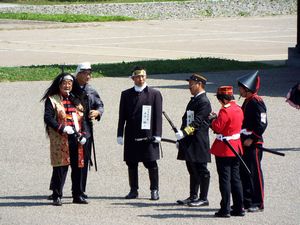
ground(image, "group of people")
xmin=43 ymin=64 xmax=268 ymax=218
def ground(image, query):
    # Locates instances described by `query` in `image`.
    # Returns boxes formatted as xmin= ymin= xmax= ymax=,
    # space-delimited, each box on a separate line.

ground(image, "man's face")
xmin=59 ymin=79 xmax=73 ymax=96
xmin=238 ymin=85 xmax=248 ymax=98
xmin=189 ymin=80 xmax=201 ymax=95
xmin=132 ymin=75 xmax=146 ymax=87
xmin=77 ymin=69 xmax=92 ymax=85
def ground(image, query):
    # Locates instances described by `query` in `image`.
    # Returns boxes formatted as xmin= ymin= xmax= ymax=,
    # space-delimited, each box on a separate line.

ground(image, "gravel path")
xmin=0 ymin=0 xmax=297 ymax=20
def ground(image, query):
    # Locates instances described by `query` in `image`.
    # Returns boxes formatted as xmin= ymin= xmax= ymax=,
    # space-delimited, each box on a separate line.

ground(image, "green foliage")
xmin=0 ymin=58 xmax=280 ymax=82
xmin=0 ymin=12 xmax=135 ymax=23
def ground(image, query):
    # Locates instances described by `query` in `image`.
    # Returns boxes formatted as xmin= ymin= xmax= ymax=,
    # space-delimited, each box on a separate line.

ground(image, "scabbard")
xmin=258 ymin=146 xmax=285 ymax=157
xmin=223 ymin=139 xmax=251 ymax=175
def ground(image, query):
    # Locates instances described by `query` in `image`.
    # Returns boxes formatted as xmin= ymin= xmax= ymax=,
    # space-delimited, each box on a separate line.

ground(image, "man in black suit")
xmin=175 ymin=73 xmax=212 ymax=207
xmin=117 ymin=66 xmax=163 ymax=201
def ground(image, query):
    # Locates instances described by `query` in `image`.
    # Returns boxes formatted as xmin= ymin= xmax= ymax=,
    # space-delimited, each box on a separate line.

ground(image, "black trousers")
xmin=82 ymin=137 xmax=92 ymax=193
xmin=240 ymin=144 xmax=264 ymax=209
xmin=126 ymin=161 xmax=158 ymax=191
xmin=51 ymin=135 xmax=83 ymax=200
xmin=215 ymin=156 xmax=244 ymax=214
xmin=186 ymin=161 xmax=210 ymax=200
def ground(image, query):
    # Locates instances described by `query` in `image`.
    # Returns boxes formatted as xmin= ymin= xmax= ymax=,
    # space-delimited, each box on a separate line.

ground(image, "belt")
xmin=240 ymin=129 xmax=253 ymax=136
xmin=216 ymin=133 xmax=240 ymax=141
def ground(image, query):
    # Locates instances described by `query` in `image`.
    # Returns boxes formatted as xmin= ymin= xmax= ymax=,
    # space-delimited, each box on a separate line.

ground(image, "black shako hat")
xmin=237 ymin=70 xmax=260 ymax=93
xmin=186 ymin=73 xmax=207 ymax=84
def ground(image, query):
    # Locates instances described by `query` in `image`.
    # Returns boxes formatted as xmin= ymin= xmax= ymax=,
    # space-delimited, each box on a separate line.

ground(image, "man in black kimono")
xmin=75 ymin=62 xmax=104 ymax=198
xmin=175 ymin=74 xmax=212 ymax=207
xmin=238 ymin=71 xmax=267 ymax=213
xmin=117 ymin=66 xmax=163 ymax=201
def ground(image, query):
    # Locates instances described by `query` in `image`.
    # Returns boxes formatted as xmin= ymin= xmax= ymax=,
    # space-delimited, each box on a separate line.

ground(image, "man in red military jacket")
xmin=210 ymin=86 xmax=245 ymax=218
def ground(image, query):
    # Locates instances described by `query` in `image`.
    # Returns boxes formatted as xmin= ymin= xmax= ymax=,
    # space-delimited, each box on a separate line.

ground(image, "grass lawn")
xmin=0 ymin=57 xmax=280 ymax=82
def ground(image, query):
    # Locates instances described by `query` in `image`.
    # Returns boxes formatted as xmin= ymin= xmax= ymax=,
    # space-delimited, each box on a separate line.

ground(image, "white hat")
xmin=74 ymin=62 xmax=92 ymax=76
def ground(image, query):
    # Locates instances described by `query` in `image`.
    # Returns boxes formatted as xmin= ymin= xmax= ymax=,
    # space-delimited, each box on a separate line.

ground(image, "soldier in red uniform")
xmin=210 ymin=86 xmax=245 ymax=218
xmin=237 ymin=71 xmax=267 ymax=213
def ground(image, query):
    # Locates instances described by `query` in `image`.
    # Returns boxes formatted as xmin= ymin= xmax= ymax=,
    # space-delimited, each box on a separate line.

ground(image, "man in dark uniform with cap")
xmin=237 ymin=71 xmax=267 ymax=213
xmin=117 ymin=66 xmax=163 ymax=201
xmin=175 ymin=73 xmax=212 ymax=207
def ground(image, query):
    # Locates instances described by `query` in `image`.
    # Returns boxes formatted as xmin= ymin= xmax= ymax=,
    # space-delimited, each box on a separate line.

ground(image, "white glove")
xmin=79 ymin=137 xmax=86 ymax=145
xmin=175 ymin=130 xmax=184 ymax=141
xmin=153 ymin=136 xmax=161 ymax=143
xmin=63 ymin=126 xmax=75 ymax=135
xmin=117 ymin=136 xmax=124 ymax=145
xmin=176 ymin=141 xmax=179 ymax=150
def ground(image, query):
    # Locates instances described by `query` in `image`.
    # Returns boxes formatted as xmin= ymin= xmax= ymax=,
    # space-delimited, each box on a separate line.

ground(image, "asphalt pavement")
xmin=0 ymin=16 xmax=299 ymax=225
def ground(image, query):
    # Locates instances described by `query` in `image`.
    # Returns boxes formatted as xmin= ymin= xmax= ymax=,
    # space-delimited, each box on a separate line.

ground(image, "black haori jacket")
xmin=241 ymin=94 xmax=267 ymax=144
xmin=177 ymin=93 xmax=212 ymax=163
xmin=117 ymin=86 xmax=163 ymax=162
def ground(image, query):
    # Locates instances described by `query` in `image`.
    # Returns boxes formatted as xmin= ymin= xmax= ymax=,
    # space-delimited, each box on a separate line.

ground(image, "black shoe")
xmin=81 ymin=193 xmax=88 ymax=199
xmin=73 ymin=196 xmax=88 ymax=204
xmin=125 ymin=190 xmax=138 ymax=199
xmin=214 ymin=210 xmax=230 ymax=218
xmin=150 ymin=190 xmax=159 ymax=200
xmin=247 ymin=206 xmax=263 ymax=213
xmin=52 ymin=197 xmax=62 ymax=206
xmin=230 ymin=210 xmax=246 ymax=216
xmin=176 ymin=197 xmax=196 ymax=205
xmin=188 ymin=199 xmax=209 ymax=207
xmin=47 ymin=194 xmax=53 ymax=200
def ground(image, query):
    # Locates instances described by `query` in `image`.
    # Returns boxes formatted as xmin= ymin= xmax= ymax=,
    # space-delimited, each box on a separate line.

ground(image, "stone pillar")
xmin=287 ymin=0 xmax=300 ymax=67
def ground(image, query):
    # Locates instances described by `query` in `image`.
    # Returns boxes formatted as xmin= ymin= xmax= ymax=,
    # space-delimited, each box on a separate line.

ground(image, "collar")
xmin=194 ymin=90 xmax=205 ymax=98
xmin=134 ymin=83 xmax=147 ymax=92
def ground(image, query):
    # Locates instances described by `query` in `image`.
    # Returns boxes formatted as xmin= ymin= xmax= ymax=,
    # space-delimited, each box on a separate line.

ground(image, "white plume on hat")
xmin=74 ymin=62 xmax=92 ymax=76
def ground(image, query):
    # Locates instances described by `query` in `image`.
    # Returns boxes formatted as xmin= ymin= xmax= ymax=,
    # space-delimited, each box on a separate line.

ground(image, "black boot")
xmin=189 ymin=174 xmax=210 ymax=207
xmin=177 ymin=176 xmax=199 ymax=205
xmin=125 ymin=168 xmax=139 ymax=199
xmin=149 ymin=167 xmax=159 ymax=200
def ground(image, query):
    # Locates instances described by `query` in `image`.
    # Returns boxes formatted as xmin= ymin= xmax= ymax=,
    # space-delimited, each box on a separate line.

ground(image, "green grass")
xmin=0 ymin=57 xmax=281 ymax=82
xmin=0 ymin=12 xmax=135 ymax=23
xmin=1 ymin=0 xmax=189 ymax=4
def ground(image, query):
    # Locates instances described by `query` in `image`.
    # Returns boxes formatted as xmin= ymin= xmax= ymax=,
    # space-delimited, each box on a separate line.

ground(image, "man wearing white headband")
xmin=117 ymin=66 xmax=163 ymax=201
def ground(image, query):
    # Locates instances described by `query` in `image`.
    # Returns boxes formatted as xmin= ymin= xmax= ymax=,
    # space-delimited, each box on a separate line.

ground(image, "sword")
xmin=222 ymin=139 xmax=251 ymax=175
xmin=258 ymin=146 xmax=285 ymax=157
xmin=135 ymin=137 xmax=177 ymax=144
xmin=162 ymin=111 xmax=179 ymax=133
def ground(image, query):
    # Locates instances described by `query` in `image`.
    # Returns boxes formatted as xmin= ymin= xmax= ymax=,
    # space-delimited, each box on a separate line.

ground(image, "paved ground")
xmin=0 ymin=67 xmax=299 ymax=225
xmin=0 ymin=15 xmax=296 ymax=66
xmin=0 ymin=16 xmax=299 ymax=225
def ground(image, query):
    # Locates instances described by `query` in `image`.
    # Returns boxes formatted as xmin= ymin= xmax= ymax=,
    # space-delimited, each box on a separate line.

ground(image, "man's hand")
xmin=63 ymin=126 xmax=75 ymax=135
xmin=79 ymin=137 xmax=87 ymax=145
xmin=243 ymin=138 xmax=253 ymax=147
xmin=175 ymin=130 xmax=184 ymax=141
xmin=153 ymin=136 xmax=161 ymax=143
xmin=89 ymin=110 xmax=100 ymax=120
xmin=117 ymin=137 xmax=124 ymax=145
